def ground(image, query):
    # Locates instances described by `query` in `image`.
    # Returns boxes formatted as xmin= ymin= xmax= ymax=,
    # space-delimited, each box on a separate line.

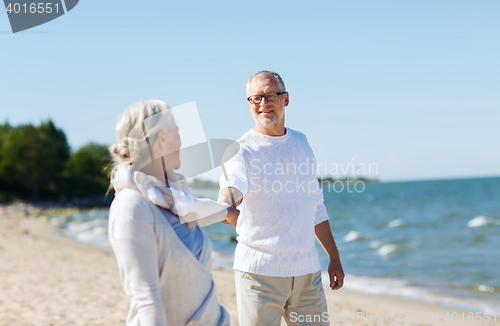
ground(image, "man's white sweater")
xmin=219 ymin=127 xmax=329 ymax=277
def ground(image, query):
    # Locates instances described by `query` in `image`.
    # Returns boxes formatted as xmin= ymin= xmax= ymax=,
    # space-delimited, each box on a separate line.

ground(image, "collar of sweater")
xmin=249 ymin=127 xmax=291 ymax=143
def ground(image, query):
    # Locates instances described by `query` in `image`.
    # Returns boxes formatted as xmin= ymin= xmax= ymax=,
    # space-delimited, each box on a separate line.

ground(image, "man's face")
xmin=247 ymin=76 xmax=289 ymax=131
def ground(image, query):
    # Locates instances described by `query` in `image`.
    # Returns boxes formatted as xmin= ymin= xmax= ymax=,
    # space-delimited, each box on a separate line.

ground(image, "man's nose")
xmin=260 ymin=97 xmax=268 ymax=105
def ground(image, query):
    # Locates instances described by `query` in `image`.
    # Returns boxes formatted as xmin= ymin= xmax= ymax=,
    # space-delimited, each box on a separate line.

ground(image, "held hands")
xmin=218 ymin=188 xmax=243 ymax=227
xmin=219 ymin=197 xmax=239 ymax=227
xmin=224 ymin=205 xmax=240 ymax=227
xmin=328 ymin=258 xmax=345 ymax=290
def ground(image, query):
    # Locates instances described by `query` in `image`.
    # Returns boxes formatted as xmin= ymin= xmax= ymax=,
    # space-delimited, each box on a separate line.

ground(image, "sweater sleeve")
xmin=315 ymin=178 xmax=329 ymax=226
xmin=194 ymin=197 xmax=228 ymax=227
xmin=108 ymin=192 xmax=167 ymax=326
xmin=315 ymin=202 xmax=329 ymax=225
xmin=219 ymin=148 xmax=249 ymax=197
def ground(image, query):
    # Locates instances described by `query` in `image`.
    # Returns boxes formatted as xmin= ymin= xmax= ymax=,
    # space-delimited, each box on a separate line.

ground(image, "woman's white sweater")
xmin=108 ymin=189 xmax=230 ymax=326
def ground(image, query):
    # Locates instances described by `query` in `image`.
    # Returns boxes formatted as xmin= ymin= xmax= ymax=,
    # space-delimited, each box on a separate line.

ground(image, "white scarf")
xmin=111 ymin=164 xmax=199 ymax=228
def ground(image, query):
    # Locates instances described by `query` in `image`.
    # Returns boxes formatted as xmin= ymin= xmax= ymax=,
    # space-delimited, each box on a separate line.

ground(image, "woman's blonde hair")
xmin=109 ymin=100 xmax=173 ymax=178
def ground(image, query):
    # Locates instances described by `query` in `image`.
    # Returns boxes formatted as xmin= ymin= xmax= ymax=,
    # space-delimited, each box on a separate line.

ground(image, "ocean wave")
xmin=478 ymin=285 xmax=496 ymax=293
xmin=343 ymin=231 xmax=370 ymax=242
xmin=369 ymin=240 xmax=383 ymax=249
xmin=452 ymin=284 xmax=497 ymax=293
xmin=61 ymin=219 xmax=111 ymax=250
xmin=387 ymin=219 xmax=405 ymax=228
xmin=467 ymin=216 xmax=496 ymax=228
xmin=322 ymin=273 xmax=500 ymax=316
xmin=377 ymin=244 xmax=397 ymax=256
xmin=325 ymin=273 xmax=424 ymax=297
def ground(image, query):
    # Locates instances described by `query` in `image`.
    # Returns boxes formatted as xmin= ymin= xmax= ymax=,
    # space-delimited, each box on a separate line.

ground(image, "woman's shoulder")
xmin=111 ymin=188 xmax=150 ymax=206
xmin=109 ymin=189 xmax=157 ymax=222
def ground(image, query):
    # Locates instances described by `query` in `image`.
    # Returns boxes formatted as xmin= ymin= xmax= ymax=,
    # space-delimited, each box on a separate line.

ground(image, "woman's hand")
xmin=221 ymin=199 xmax=239 ymax=227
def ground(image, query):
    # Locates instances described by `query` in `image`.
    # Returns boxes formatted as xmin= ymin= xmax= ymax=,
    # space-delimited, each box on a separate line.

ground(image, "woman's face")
xmin=153 ymin=121 xmax=182 ymax=170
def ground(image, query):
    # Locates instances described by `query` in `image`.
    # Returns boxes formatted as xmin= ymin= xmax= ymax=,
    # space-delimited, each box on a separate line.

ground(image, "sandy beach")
xmin=0 ymin=212 xmax=498 ymax=326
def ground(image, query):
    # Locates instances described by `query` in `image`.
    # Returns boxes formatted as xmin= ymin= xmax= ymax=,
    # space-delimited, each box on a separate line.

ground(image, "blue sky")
xmin=1 ymin=0 xmax=499 ymax=181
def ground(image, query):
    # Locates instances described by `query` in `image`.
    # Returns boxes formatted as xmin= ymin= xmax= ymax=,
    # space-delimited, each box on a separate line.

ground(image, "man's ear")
xmin=284 ymin=92 xmax=289 ymax=107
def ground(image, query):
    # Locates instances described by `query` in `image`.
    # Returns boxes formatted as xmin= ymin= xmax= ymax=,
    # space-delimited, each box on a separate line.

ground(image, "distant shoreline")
xmin=1 ymin=175 xmax=498 ymax=207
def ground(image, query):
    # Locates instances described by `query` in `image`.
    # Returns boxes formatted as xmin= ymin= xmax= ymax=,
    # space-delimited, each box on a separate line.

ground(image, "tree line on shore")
xmin=0 ymin=120 xmax=380 ymax=203
xmin=0 ymin=120 xmax=111 ymax=203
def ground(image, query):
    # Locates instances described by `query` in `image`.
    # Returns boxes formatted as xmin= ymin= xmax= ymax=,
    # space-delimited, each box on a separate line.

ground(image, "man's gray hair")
xmin=246 ymin=70 xmax=286 ymax=95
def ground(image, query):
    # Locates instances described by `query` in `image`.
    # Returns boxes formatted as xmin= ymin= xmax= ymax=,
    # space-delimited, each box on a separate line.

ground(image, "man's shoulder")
xmin=236 ymin=129 xmax=253 ymax=143
xmin=286 ymin=127 xmax=309 ymax=143
xmin=286 ymin=127 xmax=305 ymax=137
xmin=224 ymin=130 xmax=254 ymax=162
xmin=235 ymin=129 xmax=259 ymax=150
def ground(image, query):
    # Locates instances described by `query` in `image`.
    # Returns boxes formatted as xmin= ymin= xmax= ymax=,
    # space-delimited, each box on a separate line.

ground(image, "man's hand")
xmin=218 ymin=187 xmax=243 ymax=207
xmin=315 ymin=220 xmax=345 ymax=290
xmin=328 ymin=258 xmax=345 ymax=290
xmin=224 ymin=205 xmax=239 ymax=227
xmin=219 ymin=197 xmax=240 ymax=227
xmin=218 ymin=187 xmax=243 ymax=227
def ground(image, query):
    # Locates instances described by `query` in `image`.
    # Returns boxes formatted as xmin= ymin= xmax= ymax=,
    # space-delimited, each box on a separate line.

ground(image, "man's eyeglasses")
xmin=247 ymin=92 xmax=287 ymax=104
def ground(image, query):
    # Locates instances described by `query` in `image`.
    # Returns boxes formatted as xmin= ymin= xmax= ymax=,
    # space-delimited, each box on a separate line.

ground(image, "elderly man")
xmin=219 ymin=71 xmax=344 ymax=326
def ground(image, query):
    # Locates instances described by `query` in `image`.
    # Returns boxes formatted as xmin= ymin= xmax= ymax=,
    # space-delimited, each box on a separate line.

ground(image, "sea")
xmin=51 ymin=177 xmax=500 ymax=316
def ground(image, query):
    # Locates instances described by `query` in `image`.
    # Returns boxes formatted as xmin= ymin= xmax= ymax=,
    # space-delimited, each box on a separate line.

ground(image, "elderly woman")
xmin=108 ymin=100 xmax=238 ymax=326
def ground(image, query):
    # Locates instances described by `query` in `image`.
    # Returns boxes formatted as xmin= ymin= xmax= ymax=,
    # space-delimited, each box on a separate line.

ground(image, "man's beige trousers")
xmin=235 ymin=270 xmax=329 ymax=326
